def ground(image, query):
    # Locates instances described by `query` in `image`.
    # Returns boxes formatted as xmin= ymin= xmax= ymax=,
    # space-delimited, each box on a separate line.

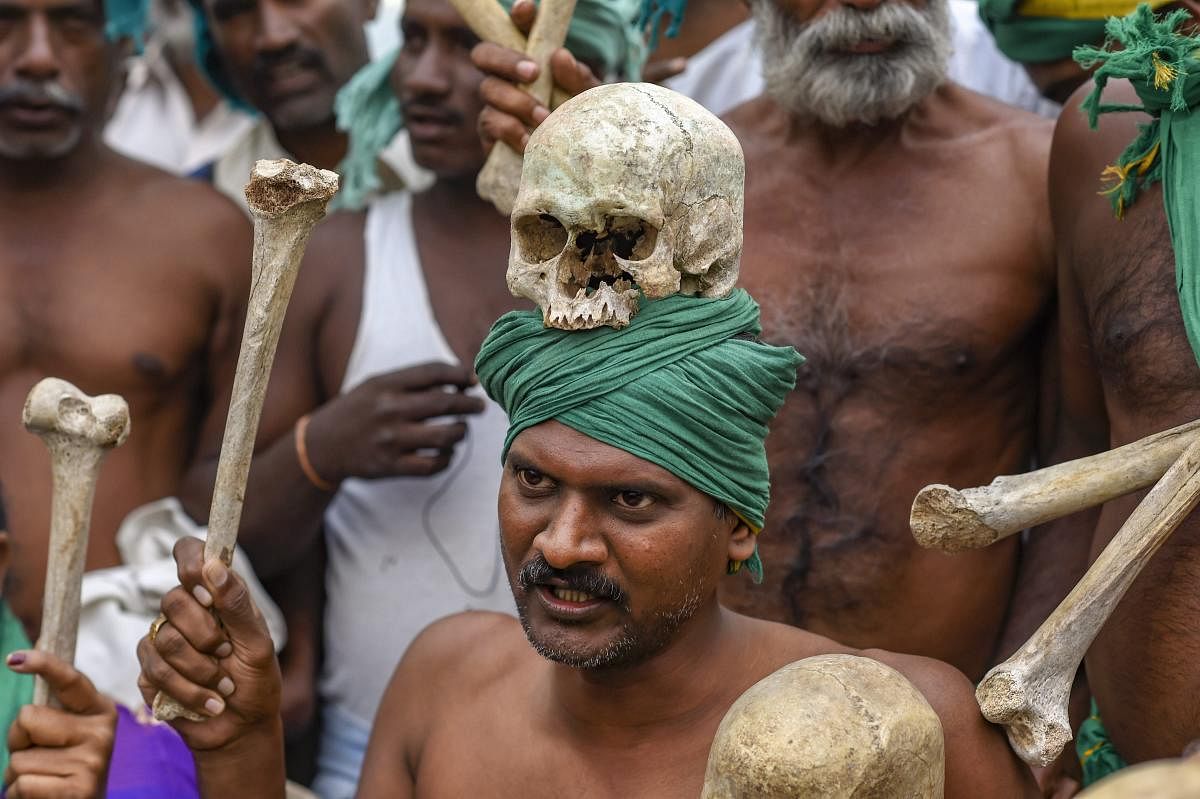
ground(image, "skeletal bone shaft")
xmin=477 ymin=0 xmax=578 ymax=215
xmin=445 ymin=0 xmax=526 ymax=50
xmin=976 ymin=435 xmax=1200 ymax=766
xmin=34 ymin=445 xmax=104 ymax=707
xmin=911 ymin=418 xmax=1200 ymax=552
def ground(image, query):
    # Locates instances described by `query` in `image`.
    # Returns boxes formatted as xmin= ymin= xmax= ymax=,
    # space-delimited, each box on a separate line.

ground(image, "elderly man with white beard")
xmin=479 ymin=0 xmax=1060 ymax=679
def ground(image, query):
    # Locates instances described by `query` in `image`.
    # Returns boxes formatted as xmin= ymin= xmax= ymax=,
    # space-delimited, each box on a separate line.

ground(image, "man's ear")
xmin=726 ymin=516 xmax=756 ymax=565
xmin=0 ymin=531 xmax=11 ymax=588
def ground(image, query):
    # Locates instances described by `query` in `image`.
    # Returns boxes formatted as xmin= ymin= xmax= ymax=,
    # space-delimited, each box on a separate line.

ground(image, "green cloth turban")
xmin=475 ymin=291 xmax=803 ymax=583
xmin=332 ymin=0 xmax=649 ymax=211
xmin=638 ymin=0 xmax=688 ymax=48
xmin=978 ymin=0 xmax=1170 ymax=63
xmin=105 ymin=0 xmax=149 ymax=49
xmin=1075 ymin=4 xmax=1200 ymax=366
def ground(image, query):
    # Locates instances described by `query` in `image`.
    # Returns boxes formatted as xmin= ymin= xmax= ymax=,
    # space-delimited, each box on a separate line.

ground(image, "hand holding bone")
xmin=910 ymin=419 xmax=1200 ymax=552
xmin=23 ymin=378 xmax=130 ymax=708
xmin=975 ymin=435 xmax=1200 ymax=767
xmin=137 ymin=538 xmax=281 ymax=753
xmin=450 ymin=0 xmax=579 ymax=214
xmin=153 ymin=160 xmax=337 ymax=722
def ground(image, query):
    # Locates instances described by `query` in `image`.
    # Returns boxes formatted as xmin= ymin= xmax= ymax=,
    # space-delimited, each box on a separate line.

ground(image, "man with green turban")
xmin=1047 ymin=0 xmax=1200 ymax=786
xmin=135 ymin=291 xmax=1042 ymax=798
xmin=978 ymin=0 xmax=1174 ymax=101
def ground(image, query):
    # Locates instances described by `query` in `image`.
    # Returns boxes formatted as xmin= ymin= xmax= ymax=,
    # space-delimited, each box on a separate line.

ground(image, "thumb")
xmin=203 ymin=560 xmax=273 ymax=664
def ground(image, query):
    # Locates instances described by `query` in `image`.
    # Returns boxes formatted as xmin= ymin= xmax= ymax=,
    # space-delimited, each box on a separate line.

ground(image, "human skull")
xmin=702 ymin=655 xmax=946 ymax=798
xmin=509 ymin=82 xmax=745 ymax=330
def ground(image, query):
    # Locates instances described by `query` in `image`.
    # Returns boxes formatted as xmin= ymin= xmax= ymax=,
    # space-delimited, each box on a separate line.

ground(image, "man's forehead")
xmin=401 ymin=0 xmax=472 ymax=31
xmin=509 ymin=421 xmax=694 ymax=490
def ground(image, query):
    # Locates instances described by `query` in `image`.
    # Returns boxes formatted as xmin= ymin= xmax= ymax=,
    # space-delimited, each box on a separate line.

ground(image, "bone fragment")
xmin=975 ymin=436 xmax=1200 ymax=767
xmin=703 ymin=655 xmax=944 ymax=798
xmin=153 ymin=160 xmax=338 ymax=722
xmin=911 ymin=418 xmax=1200 ymax=552
xmin=23 ymin=378 xmax=130 ymax=707
xmin=475 ymin=0 xmax=577 ymax=215
xmin=1077 ymin=758 xmax=1200 ymax=798
xmin=445 ymin=0 xmax=526 ymax=51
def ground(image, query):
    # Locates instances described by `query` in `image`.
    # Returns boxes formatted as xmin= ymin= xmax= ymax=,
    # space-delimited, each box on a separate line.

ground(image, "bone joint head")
xmin=22 ymin=378 xmax=131 ymax=449
xmin=701 ymin=654 xmax=945 ymax=798
xmin=245 ymin=159 xmax=340 ymax=218
xmin=510 ymin=83 xmax=746 ymax=330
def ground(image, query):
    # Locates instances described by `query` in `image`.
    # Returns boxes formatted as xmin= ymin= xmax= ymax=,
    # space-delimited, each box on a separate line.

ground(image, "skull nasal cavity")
xmin=576 ymin=217 xmax=658 ymax=262
xmin=516 ymin=214 xmax=569 ymax=263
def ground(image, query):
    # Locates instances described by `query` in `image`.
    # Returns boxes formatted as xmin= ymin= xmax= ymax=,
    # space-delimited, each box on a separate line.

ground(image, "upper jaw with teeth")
xmin=549 ymin=586 xmax=599 ymax=603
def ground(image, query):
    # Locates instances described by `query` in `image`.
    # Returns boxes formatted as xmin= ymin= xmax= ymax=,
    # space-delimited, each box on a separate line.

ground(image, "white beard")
xmin=751 ymin=0 xmax=953 ymax=127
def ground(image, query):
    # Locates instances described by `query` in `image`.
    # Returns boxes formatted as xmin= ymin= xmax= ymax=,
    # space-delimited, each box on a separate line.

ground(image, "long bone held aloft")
xmin=911 ymin=419 xmax=1200 ymax=553
xmin=975 ymin=435 xmax=1200 ymax=767
xmin=24 ymin=378 xmax=130 ymax=707
xmin=153 ymin=160 xmax=338 ymax=722
xmin=448 ymin=0 xmax=578 ymax=215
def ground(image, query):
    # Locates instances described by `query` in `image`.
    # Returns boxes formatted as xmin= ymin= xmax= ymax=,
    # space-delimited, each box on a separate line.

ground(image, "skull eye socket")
xmin=515 ymin=214 xmax=569 ymax=263
xmin=606 ymin=216 xmax=658 ymax=262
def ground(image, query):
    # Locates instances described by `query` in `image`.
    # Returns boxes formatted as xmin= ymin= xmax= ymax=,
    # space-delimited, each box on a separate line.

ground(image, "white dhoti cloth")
xmin=75 ymin=498 xmax=287 ymax=711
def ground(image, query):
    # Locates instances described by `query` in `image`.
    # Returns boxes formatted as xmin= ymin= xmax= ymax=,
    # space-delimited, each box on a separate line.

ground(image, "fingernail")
xmin=205 ymin=697 xmax=225 ymax=716
xmin=193 ymin=585 xmax=213 ymax=608
xmin=6 ymin=652 xmax=25 ymax=667
xmin=517 ymin=60 xmax=538 ymax=81
xmin=669 ymin=57 xmax=687 ymax=71
xmin=205 ymin=560 xmax=229 ymax=588
xmin=218 ymin=677 xmax=235 ymax=697
xmin=215 ymin=642 xmax=233 ymax=659
xmin=532 ymin=105 xmax=550 ymax=124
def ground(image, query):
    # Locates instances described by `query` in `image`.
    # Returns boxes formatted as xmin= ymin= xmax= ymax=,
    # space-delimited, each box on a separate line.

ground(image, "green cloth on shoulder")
xmin=0 ymin=602 xmax=33 ymax=777
xmin=978 ymin=0 xmax=1109 ymax=63
xmin=1077 ymin=699 xmax=1129 ymax=787
xmin=1075 ymin=4 xmax=1200 ymax=367
xmin=475 ymin=291 xmax=803 ymax=583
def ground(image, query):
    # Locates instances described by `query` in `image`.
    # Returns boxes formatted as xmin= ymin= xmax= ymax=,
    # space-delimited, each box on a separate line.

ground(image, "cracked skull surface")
xmin=508 ymin=82 xmax=745 ymax=330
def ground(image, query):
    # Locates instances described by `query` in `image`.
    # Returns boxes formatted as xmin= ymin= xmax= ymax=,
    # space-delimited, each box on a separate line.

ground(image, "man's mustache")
xmin=0 ymin=79 xmax=83 ymax=113
xmin=518 ymin=554 xmax=625 ymax=604
xmin=402 ymin=99 xmax=466 ymax=127
xmin=800 ymin=3 xmax=938 ymax=52
xmin=252 ymin=46 xmax=328 ymax=85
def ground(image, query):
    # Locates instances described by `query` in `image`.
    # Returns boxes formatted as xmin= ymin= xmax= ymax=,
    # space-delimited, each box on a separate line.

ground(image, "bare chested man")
xmin=137 ymin=289 xmax=1037 ymax=798
xmin=482 ymin=0 xmax=1057 ymax=677
xmin=1047 ymin=4 xmax=1200 ymax=779
xmin=0 ymin=0 xmax=249 ymax=636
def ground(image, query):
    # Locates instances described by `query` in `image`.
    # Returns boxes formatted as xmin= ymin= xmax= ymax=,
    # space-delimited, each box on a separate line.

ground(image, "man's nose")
xmin=14 ymin=17 xmax=61 ymax=81
xmin=534 ymin=496 xmax=608 ymax=570
xmin=255 ymin=1 xmax=301 ymax=55
xmin=403 ymin=43 xmax=454 ymax=98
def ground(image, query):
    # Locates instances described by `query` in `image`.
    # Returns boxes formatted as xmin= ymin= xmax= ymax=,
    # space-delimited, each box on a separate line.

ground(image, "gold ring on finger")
xmin=149 ymin=614 xmax=168 ymax=644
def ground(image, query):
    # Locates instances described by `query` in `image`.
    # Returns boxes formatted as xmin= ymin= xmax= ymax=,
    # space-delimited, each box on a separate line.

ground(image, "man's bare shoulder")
xmin=109 ymin=154 xmax=247 ymax=232
xmin=930 ymin=83 xmax=1053 ymax=169
xmin=397 ymin=611 xmax=529 ymax=696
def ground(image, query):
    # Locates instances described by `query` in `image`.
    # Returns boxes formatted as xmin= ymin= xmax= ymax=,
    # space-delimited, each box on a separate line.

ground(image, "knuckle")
xmin=160 ymin=588 xmax=192 ymax=618
xmin=147 ymin=657 xmax=175 ymax=686
xmin=155 ymin=625 xmax=187 ymax=657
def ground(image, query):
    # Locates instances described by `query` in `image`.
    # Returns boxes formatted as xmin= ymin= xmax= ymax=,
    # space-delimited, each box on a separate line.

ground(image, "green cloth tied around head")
xmin=186 ymin=0 xmax=256 ymax=112
xmin=475 ymin=291 xmax=803 ymax=584
xmin=105 ymin=0 xmax=149 ymax=50
xmin=978 ymin=0 xmax=1110 ymax=63
xmin=1075 ymin=3 xmax=1200 ymax=366
xmin=332 ymin=0 xmax=647 ymax=211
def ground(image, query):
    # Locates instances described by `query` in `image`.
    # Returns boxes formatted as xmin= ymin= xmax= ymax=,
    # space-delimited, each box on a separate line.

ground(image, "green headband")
xmin=106 ymin=0 xmax=149 ymax=49
xmin=976 ymin=0 xmax=1172 ymax=62
xmin=1075 ymin=4 xmax=1200 ymax=366
xmin=638 ymin=0 xmax=688 ymax=48
xmin=475 ymin=291 xmax=803 ymax=583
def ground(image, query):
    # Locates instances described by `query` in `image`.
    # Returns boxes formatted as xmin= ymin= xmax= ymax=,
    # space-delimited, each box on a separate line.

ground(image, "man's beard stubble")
xmin=751 ymin=0 xmax=953 ymax=128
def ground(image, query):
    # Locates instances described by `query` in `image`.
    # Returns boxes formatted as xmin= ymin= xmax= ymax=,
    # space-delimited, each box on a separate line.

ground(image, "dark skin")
xmin=1051 ymin=70 xmax=1200 ymax=761
xmin=139 ymin=422 xmax=1038 ymax=798
xmin=195 ymin=0 xmax=377 ymax=169
xmin=0 ymin=0 xmax=250 ymax=634
xmin=181 ymin=0 xmax=517 ymax=577
xmin=474 ymin=0 xmax=1058 ymax=678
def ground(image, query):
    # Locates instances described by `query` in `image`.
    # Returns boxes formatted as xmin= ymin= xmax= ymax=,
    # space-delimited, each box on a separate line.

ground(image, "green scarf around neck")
xmin=1075 ymin=4 xmax=1200 ymax=366
xmin=475 ymin=291 xmax=802 ymax=583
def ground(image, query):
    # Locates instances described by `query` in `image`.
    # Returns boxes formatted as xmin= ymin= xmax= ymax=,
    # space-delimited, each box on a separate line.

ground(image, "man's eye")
xmin=517 ymin=468 xmax=546 ymax=488
xmin=210 ymin=0 xmax=254 ymax=21
xmin=615 ymin=491 xmax=653 ymax=510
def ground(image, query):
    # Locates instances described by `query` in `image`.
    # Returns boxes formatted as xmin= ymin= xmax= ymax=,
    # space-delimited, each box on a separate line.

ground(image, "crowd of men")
xmin=1 ymin=0 xmax=1199 ymax=795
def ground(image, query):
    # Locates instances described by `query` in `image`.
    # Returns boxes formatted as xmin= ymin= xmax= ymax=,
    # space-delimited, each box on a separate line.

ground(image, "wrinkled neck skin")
xmin=754 ymin=85 xmax=954 ymax=169
xmin=0 ymin=136 xmax=109 ymax=199
xmin=547 ymin=601 xmax=748 ymax=738
xmin=416 ymin=174 xmax=498 ymax=221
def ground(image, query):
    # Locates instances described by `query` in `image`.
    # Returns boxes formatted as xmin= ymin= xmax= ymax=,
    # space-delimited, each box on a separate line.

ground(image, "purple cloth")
xmin=107 ymin=705 xmax=198 ymax=798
